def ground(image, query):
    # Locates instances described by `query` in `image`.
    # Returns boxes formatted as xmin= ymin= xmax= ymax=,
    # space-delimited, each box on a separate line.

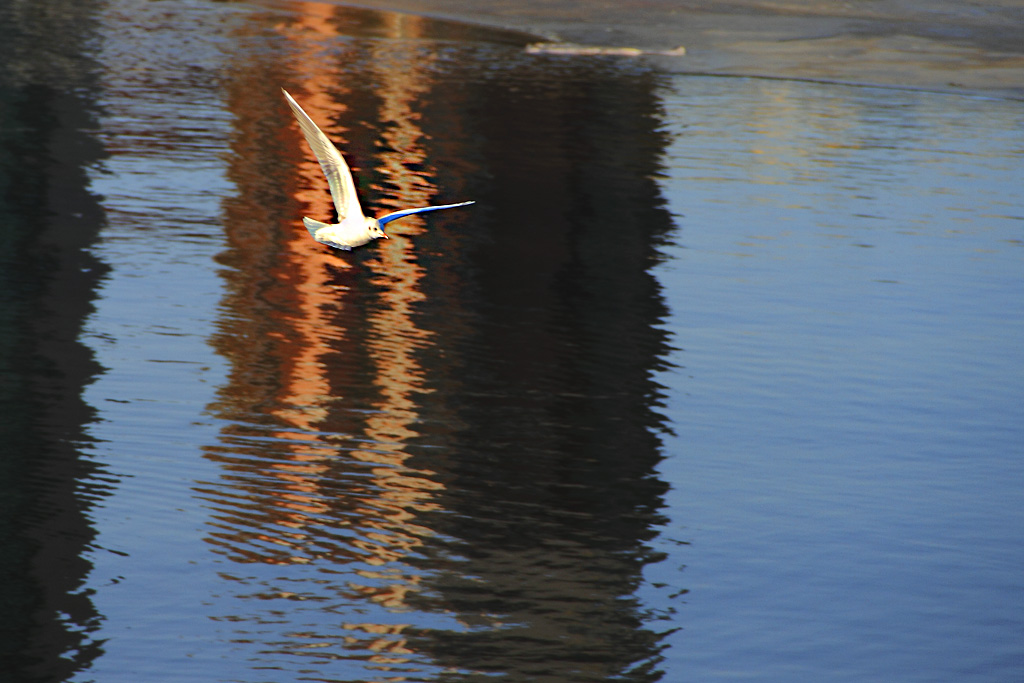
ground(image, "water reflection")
xmin=0 ymin=0 xmax=111 ymax=678
xmin=6 ymin=0 xmax=1022 ymax=680
xmin=204 ymin=2 xmax=676 ymax=680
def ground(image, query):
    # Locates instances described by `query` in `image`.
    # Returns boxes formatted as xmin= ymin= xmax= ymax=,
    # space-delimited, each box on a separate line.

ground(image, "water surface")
xmin=1 ymin=1 xmax=1022 ymax=681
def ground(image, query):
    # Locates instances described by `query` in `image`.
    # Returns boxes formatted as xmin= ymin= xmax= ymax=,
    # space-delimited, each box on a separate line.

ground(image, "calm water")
xmin=2 ymin=1 xmax=1022 ymax=682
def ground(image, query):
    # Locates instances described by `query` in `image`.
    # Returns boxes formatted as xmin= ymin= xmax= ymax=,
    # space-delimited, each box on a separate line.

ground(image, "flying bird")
xmin=282 ymin=89 xmax=473 ymax=250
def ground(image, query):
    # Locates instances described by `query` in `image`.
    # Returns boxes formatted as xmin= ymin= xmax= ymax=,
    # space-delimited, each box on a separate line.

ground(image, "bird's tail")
xmin=302 ymin=217 xmax=329 ymax=239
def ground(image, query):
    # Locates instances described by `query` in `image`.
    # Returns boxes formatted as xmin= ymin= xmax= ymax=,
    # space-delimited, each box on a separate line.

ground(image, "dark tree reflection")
xmin=0 ymin=1 xmax=111 ymax=680
xmin=402 ymin=54 xmax=677 ymax=682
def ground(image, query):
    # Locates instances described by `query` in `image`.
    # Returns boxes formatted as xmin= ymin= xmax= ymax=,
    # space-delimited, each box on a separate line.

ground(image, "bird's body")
xmin=282 ymin=89 xmax=473 ymax=250
xmin=299 ymin=215 xmax=384 ymax=251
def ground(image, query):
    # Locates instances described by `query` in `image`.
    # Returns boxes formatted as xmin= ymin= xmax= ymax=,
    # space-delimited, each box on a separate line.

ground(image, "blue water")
xmin=650 ymin=79 xmax=1024 ymax=681
xmin=1 ymin=1 xmax=1022 ymax=681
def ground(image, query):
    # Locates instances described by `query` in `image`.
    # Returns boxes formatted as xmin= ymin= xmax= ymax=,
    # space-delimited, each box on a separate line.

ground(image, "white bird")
xmin=282 ymin=89 xmax=474 ymax=250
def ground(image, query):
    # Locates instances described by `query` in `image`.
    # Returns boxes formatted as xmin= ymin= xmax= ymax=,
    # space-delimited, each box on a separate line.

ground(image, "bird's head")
xmin=366 ymin=218 xmax=389 ymax=240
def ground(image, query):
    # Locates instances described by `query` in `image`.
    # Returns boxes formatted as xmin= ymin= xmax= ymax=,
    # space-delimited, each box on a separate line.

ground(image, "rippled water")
xmin=2 ymin=1 xmax=1022 ymax=682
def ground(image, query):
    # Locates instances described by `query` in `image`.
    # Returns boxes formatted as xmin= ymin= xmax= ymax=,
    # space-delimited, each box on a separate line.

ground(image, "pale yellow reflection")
xmin=344 ymin=18 xmax=448 ymax=581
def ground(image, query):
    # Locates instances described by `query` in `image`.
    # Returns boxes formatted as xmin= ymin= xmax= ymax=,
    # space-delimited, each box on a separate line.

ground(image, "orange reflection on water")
xmin=342 ymin=622 xmax=416 ymax=670
xmin=207 ymin=4 xmax=452 ymax=595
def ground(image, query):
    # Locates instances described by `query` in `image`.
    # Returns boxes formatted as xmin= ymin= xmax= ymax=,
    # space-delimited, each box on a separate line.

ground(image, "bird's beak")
xmin=381 ymin=233 xmax=389 ymax=239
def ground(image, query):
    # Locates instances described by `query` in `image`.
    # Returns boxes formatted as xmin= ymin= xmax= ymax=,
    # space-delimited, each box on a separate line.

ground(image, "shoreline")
xmin=343 ymin=0 xmax=1024 ymax=99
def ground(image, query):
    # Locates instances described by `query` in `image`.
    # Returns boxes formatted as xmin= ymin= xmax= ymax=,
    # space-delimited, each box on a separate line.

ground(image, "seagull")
xmin=282 ymin=89 xmax=474 ymax=250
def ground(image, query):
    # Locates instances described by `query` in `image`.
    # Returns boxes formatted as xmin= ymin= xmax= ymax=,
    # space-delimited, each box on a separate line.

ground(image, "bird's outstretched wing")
xmin=378 ymin=201 xmax=476 ymax=228
xmin=282 ymin=89 xmax=364 ymax=222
